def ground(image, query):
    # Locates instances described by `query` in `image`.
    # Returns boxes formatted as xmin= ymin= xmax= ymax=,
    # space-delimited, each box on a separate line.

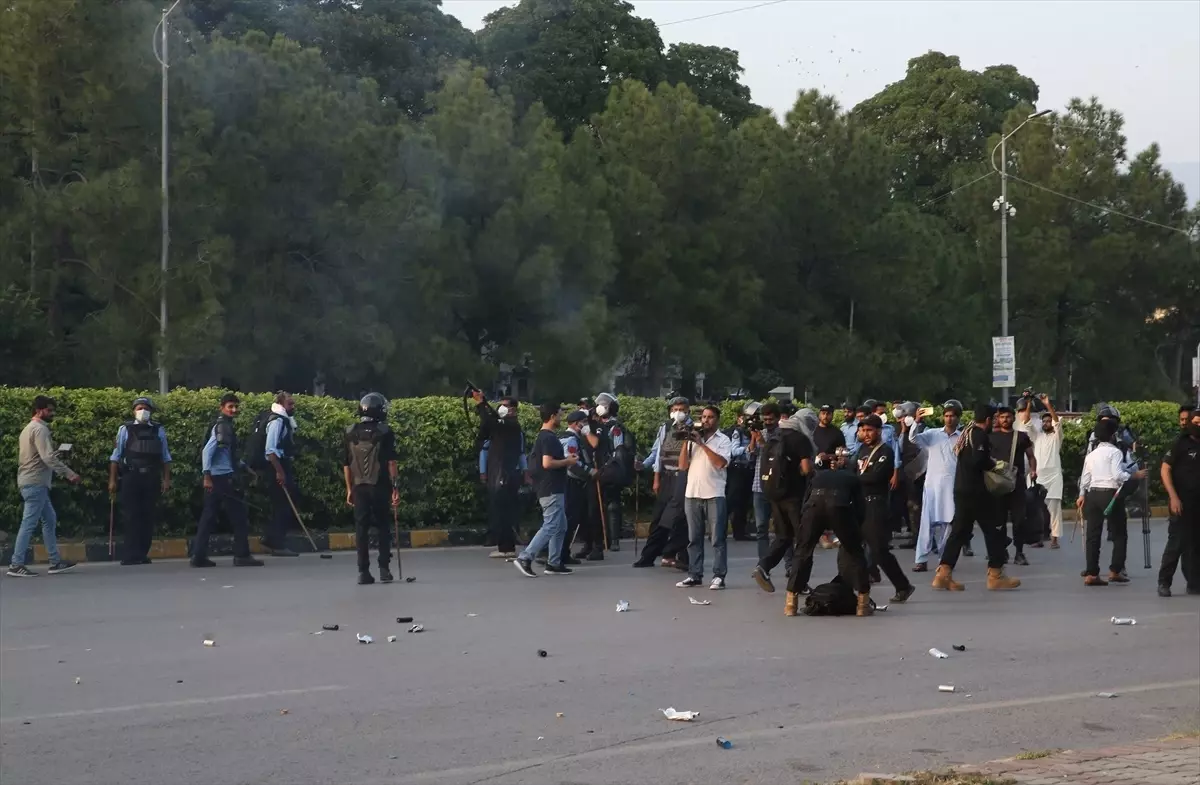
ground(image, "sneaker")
xmin=488 ymin=550 xmax=507 ymax=559
xmin=709 ymin=577 xmax=726 ymax=591
xmin=47 ymin=561 xmax=76 ymax=575
xmin=379 ymin=568 xmax=394 ymax=583
xmin=1158 ymin=584 xmax=1172 ymax=598
xmin=676 ymin=577 xmax=702 ymax=588
xmin=963 ymin=546 xmax=975 ymax=557
xmin=890 ymin=585 xmax=916 ymax=604
xmin=232 ymin=556 xmax=264 ymax=567
xmin=1013 ymin=552 xmax=1029 ymax=566
xmin=271 ymin=549 xmax=299 ymax=557
xmin=500 ymin=551 xmax=517 ymax=559
xmin=358 ymin=571 xmax=375 ymax=585
xmin=6 ymin=565 xmax=38 ymax=578
xmin=544 ymin=564 xmax=574 ymax=575
xmin=752 ymin=565 xmax=775 ymax=593
xmin=514 ymin=558 xmax=537 ymax=578
xmin=190 ymin=558 xmax=216 ymax=568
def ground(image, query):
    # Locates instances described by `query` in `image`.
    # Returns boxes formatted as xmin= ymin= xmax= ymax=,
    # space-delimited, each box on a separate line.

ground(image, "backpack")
xmin=245 ymin=410 xmax=280 ymax=470
xmin=801 ymin=577 xmax=859 ymax=617
xmin=760 ymin=435 xmax=793 ymax=501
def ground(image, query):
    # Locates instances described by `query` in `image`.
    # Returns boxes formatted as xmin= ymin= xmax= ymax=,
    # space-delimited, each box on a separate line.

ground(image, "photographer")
xmin=677 ymin=405 xmax=733 ymax=590
xmin=633 ymin=397 xmax=693 ymax=568
xmin=473 ymin=391 xmax=529 ymax=560
xmin=749 ymin=402 xmax=814 ymax=593
xmin=725 ymin=408 xmax=756 ymax=541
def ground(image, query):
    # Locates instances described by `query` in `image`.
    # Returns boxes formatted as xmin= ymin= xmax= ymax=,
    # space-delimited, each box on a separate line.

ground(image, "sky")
xmin=443 ymin=0 xmax=1200 ymax=202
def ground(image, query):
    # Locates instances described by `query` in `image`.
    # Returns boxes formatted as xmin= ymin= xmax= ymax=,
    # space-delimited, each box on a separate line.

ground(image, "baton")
xmin=281 ymin=484 xmax=320 ymax=554
xmin=108 ymin=494 xmax=116 ymax=559
xmin=596 ymin=478 xmax=608 ymax=552
xmin=1141 ymin=475 xmax=1151 ymax=569
xmin=392 ymin=500 xmax=403 ymax=579
xmin=633 ymin=474 xmax=640 ymax=558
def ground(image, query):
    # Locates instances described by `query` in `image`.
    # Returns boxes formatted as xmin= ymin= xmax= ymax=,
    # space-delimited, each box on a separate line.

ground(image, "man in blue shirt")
xmin=264 ymin=391 xmax=299 ymax=557
xmin=192 ymin=393 xmax=262 ymax=568
xmin=107 ymin=396 xmax=172 ymax=565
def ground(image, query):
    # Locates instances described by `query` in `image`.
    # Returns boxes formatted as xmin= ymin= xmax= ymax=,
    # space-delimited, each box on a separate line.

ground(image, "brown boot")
xmin=856 ymin=592 xmax=874 ymax=617
xmin=931 ymin=564 xmax=964 ymax=591
xmin=784 ymin=592 xmax=798 ymax=617
xmin=987 ymin=566 xmax=1021 ymax=590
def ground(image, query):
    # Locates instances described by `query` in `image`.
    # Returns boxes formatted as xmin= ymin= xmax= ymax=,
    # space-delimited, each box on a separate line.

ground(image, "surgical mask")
xmin=903 ymin=415 xmax=915 ymax=428
xmin=878 ymin=412 xmax=888 ymax=423
xmin=595 ymin=404 xmax=608 ymax=418
xmin=134 ymin=409 xmax=151 ymax=424
xmin=497 ymin=405 xmax=510 ymax=419
xmin=671 ymin=410 xmax=687 ymax=424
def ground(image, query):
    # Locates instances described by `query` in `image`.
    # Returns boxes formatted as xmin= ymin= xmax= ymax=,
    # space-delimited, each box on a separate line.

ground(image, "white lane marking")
xmin=0 ymin=644 xmax=52 ymax=653
xmin=1 ymin=685 xmax=345 ymax=724
xmin=375 ymin=678 xmax=1200 ymax=784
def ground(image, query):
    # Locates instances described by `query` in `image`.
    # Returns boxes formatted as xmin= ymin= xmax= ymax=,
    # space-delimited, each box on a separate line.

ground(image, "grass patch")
xmin=1013 ymin=749 xmax=1061 ymax=760
xmin=836 ymin=773 xmax=1015 ymax=785
xmin=1163 ymin=728 xmax=1200 ymax=741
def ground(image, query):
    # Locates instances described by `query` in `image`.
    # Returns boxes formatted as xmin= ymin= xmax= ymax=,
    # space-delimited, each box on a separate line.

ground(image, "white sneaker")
xmin=488 ymin=550 xmax=506 ymax=559
xmin=710 ymin=577 xmax=726 ymax=591
xmin=676 ymin=577 xmax=701 ymax=588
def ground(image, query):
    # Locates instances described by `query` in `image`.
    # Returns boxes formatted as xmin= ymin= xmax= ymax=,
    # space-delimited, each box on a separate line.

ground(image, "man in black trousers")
xmin=750 ymin=402 xmax=813 ymax=593
xmin=856 ymin=415 xmax=915 ymax=603
xmin=1159 ymin=406 xmax=1200 ymax=596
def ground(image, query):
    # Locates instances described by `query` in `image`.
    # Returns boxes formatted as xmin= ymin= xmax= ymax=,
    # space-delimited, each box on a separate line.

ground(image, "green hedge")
xmin=0 ymin=388 xmax=1183 ymax=539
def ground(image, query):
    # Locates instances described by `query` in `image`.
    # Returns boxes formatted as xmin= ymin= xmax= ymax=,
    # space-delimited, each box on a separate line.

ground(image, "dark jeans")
xmin=759 ymin=496 xmax=802 ymax=574
xmin=639 ymin=471 xmax=688 ymax=563
xmin=726 ymin=465 xmax=753 ymax=539
xmin=560 ymin=480 xmax=588 ymax=563
xmin=1084 ymin=488 xmax=1127 ymax=576
xmin=863 ymin=495 xmax=912 ymax=592
xmin=487 ymin=482 xmax=520 ymax=553
xmin=266 ymin=461 xmax=296 ymax=550
xmin=1159 ymin=503 xmax=1198 ymax=589
xmin=940 ymin=490 xmax=1007 ymax=569
xmin=352 ymin=484 xmax=392 ymax=572
xmin=1001 ymin=487 xmax=1027 ymax=553
xmin=906 ymin=475 xmax=925 ymax=534
xmin=787 ymin=493 xmax=869 ymax=594
xmin=194 ymin=474 xmax=250 ymax=560
xmin=120 ymin=469 xmax=160 ymax=561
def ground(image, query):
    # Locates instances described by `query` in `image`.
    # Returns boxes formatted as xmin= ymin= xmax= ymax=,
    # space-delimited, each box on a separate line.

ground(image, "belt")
xmin=1086 ymin=486 xmax=1119 ymax=492
xmin=124 ymin=466 xmax=158 ymax=475
xmin=810 ymin=488 xmax=840 ymax=498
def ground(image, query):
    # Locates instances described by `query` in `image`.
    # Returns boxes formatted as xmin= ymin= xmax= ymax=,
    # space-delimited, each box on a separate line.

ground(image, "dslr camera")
xmin=744 ymin=412 xmax=763 ymax=431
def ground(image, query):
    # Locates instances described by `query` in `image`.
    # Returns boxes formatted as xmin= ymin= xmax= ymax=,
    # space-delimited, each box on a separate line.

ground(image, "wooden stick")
xmin=282 ymin=485 xmax=319 ymax=553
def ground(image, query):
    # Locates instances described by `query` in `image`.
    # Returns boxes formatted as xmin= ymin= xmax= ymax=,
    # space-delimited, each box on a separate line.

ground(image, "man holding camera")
xmin=677 ymin=405 xmax=733 ymax=589
xmin=750 ymin=402 xmax=814 ymax=593
xmin=633 ymin=397 xmax=693 ymax=568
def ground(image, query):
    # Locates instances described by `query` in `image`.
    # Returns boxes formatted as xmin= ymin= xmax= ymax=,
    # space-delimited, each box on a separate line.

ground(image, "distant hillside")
xmin=1164 ymin=161 xmax=1200 ymax=205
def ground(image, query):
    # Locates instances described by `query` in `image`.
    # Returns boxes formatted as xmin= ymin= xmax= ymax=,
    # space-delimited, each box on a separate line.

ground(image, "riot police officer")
xmin=473 ymin=390 xmax=528 ymax=559
xmin=107 ymin=397 xmax=172 ymax=565
xmin=342 ymin=393 xmax=400 ymax=585
xmin=576 ymin=392 xmax=628 ymax=558
xmin=193 ymin=393 xmax=262 ymax=568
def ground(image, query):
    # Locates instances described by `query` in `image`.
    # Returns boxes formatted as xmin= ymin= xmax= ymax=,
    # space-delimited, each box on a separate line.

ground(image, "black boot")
xmin=379 ymin=566 xmax=394 ymax=583
xmin=358 ymin=571 xmax=375 ymax=585
xmin=233 ymin=556 xmax=264 ymax=567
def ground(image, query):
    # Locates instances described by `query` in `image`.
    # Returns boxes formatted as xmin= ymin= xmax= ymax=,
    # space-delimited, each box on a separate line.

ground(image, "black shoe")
xmin=1158 ymin=584 xmax=1172 ymax=598
xmin=632 ymin=559 xmax=655 ymax=568
xmin=752 ymin=565 xmax=775 ymax=594
xmin=358 ymin=571 xmax=375 ymax=585
xmin=676 ymin=577 xmax=702 ymax=588
xmin=609 ymin=541 xmax=620 ymax=552
xmin=586 ymin=550 xmax=604 ymax=562
xmin=6 ymin=565 xmax=38 ymax=578
xmin=47 ymin=561 xmax=76 ymax=575
xmin=1014 ymin=552 xmax=1029 ymax=566
xmin=572 ymin=550 xmax=591 ymax=561
xmin=379 ymin=568 xmax=394 ymax=583
xmin=891 ymin=585 xmax=916 ymax=604
xmin=233 ymin=556 xmax=264 ymax=567
xmin=963 ymin=547 xmax=975 ymax=557
xmin=140 ymin=557 xmax=153 ymax=564
xmin=562 ymin=556 xmax=582 ymax=565
xmin=190 ymin=558 xmax=216 ymax=568
xmin=271 ymin=549 xmax=299 ymax=557
xmin=514 ymin=558 xmax=537 ymax=578
xmin=120 ymin=559 xmax=140 ymax=566
xmin=1030 ymin=540 xmax=1044 ymax=548
xmin=544 ymin=563 xmax=574 ymax=575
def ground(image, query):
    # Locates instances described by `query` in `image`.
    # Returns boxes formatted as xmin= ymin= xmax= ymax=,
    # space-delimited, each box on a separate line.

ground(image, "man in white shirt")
xmin=1077 ymin=419 xmax=1147 ymax=586
xmin=1021 ymin=394 xmax=1064 ymax=549
xmin=677 ymin=405 xmax=733 ymax=590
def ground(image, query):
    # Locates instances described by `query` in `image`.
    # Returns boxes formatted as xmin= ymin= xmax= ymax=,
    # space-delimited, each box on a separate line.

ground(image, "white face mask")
xmin=904 ymin=415 xmax=915 ymax=428
xmin=878 ymin=412 xmax=888 ymax=423
xmin=134 ymin=409 xmax=151 ymax=424
xmin=595 ymin=404 xmax=608 ymax=418
xmin=671 ymin=410 xmax=687 ymax=424
xmin=496 ymin=405 xmax=510 ymax=419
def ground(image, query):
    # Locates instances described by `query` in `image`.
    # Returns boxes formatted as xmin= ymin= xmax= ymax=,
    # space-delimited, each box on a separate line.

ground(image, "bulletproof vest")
xmin=122 ymin=421 xmax=163 ymax=469
xmin=347 ymin=421 xmax=388 ymax=486
xmin=275 ymin=415 xmax=295 ymax=458
xmin=487 ymin=418 xmax=524 ymax=482
xmin=659 ymin=423 xmax=686 ymax=471
xmin=213 ymin=415 xmax=239 ymax=466
xmin=562 ymin=431 xmax=590 ymax=482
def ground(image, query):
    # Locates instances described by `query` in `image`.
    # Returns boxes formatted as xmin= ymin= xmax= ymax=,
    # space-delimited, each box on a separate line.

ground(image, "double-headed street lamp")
xmin=990 ymin=108 xmax=1052 ymax=398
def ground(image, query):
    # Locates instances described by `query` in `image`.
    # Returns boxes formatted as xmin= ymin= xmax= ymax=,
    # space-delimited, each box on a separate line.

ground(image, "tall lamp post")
xmin=990 ymin=108 xmax=1052 ymax=400
xmin=152 ymin=0 xmax=182 ymax=395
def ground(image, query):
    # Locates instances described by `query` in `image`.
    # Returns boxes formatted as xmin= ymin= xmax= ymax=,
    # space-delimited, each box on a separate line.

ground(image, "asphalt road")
xmin=2 ymin=526 xmax=1198 ymax=785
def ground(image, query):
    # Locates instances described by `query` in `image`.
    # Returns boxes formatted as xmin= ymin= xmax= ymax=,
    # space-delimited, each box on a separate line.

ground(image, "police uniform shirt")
xmin=561 ymin=428 xmax=591 ymax=481
xmin=110 ymin=423 xmax=173 ymax=467
xmin=1163 ymin=432 xmax=1200 ymax=501
xmin=202 ymin=418 xmax=240 ymax=476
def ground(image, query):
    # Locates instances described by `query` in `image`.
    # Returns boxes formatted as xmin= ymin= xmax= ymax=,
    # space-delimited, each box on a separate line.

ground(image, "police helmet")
xmin=359 ymin=392 xmax=389 ymax=420
xmin=742 ymin=401 xmax=763 ymax=417
xmin=1096 ymin=402 xmax=1121 ymax=421
xmin=893 ymin=401 xmax=918 ymax=419
xmin=594 ymin=392 xmax=619 ymax=417
xmin=862 ymin=398 xmax=880 ymax=411
xmin=942 ymin=399 xmax=964 ymax=415
xmin=132 ymin=396 xmax=155 ymax=411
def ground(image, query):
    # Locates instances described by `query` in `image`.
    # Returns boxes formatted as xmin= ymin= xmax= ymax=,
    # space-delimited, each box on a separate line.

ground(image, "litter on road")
xmin=1111 ymin=617 xmax=1137 ymax=625
xmin=716 ymin=737 xmax=732 ymax=749
xmin=396 ymin=617 xmax=413 ymax=624
xmin=279 ymin=709 xmax=289 ymax=715
xmin=405 ymin=577 xmax=416 ymax=583
xmin=1096 ymin=692 xmax=1119 ymax=698
xmin=556 ymin=712 xmax=564 ymax=718
xmin=203 ymin=639 xmax=216 ymax=647
xmin=357 ymin=634 xmax=374 ymax=644
xmin=616 ymin=600 xmax=630 ymax=612
xmin=322 ymin=624 xmax=339 ymax=631
xmin=387 ymin=635 xmax=398 ymax=643
xmin=537 ymin=649 xmax=547 ymax=657
xmin=688 ymin=597 xmax=711 ymax=606
xmin=952 ymin=644 xmax=967 ymax=652
xmin=74 ymin=677 xmax=80 ymax=684
xmin=408 ymin=624 xmax=424 ymax=633
xmin=319 ymin=554 xmax=333 ymax=559
xmin=661 ymin=708 xmax=699 ymax=721
xmin=938 ymin=685 xmax=956 ymax=693
xmin=929 ymin=648 xmax=949 ymax=659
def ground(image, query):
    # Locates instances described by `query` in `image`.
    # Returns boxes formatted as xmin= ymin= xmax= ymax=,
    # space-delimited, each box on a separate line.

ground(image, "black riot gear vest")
xmin=658 ymin=422 xmax=686 ymax=472
xmin=346 ymin=421 xmax=390 ymax=487
xmin=212 ymin=414 xmax=240 ymax=467
xmin=122 ymin=421 xmax=163 ymax=470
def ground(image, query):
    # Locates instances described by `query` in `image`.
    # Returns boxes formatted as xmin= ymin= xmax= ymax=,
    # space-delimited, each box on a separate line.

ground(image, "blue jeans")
xmin=753 ymin=491 xmax=772 ymax=561
xmin=13 ymin=485 xmax=61 ymax=566
xmin=521 ymin=494 xmax=567 ymax=567
xmin=686 ymin=496 xmax=728 ymax=580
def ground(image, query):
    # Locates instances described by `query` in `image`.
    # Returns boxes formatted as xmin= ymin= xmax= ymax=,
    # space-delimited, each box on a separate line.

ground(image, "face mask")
xmin=496 ymin=405 xmax=510 ymax=419
xmin=904 ymin=415 xmax=915 ymax=428
xmin=595 ymin=404 xmax=608 ymax=418
xmin=134 ymin=409 xmax=151 ymax=424
xmin=671 ymin=410 xmax=687 ymax=424
xmin=878 ymin=412 xmax=888 ymax=423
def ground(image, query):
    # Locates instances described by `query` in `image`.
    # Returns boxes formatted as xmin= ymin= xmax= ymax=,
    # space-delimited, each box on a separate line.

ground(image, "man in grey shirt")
xmin=8 ymin=395 xmax=81 ymax=577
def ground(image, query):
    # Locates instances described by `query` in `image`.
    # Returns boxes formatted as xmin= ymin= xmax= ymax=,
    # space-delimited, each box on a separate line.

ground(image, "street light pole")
xmin=154 ymin=0 xmax=181 ymax=395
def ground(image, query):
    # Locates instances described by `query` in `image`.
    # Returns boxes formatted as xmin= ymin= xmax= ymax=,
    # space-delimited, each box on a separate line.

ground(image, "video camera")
xmin=744 ymin=412 xmax=763 ymax=431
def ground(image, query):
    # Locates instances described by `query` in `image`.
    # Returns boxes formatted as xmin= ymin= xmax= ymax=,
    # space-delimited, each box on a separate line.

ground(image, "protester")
xmin=856 ymin=415 xmax=916 ymax=602
xmin=1021 ymin=395 xmax=1064 ymax=548
xmin=7 ymin=395 xmax=81 ymax=578
xmin=902 ymin=401 xmax=962 ymax=572
xmin=514 ymin=404 xmax=579 ymax=577
xmin=107 ymin=396 xmax=172 ymax=566
xmin=677 ymin=405 xmax=732 ymax=590
xmin=1159 ymin=406 xmax=1200 ymax=596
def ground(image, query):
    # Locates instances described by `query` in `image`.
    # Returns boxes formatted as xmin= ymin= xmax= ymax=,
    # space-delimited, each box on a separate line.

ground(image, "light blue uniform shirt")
xmin=201 ymin=425 xmax=239 ymax=476
xmin=265 ymin=417 xmax=290 ymax=459
xmin=478 ymin=439 xmax=529 ymax=474
xmin=840 ymin=421 xmax=861 ymax=457
xmin=109 ymin=424 xmax=173 ymax=464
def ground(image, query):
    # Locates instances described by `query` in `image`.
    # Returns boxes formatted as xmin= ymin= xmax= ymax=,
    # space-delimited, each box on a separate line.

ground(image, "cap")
xmin=566 ymin=410 xmax=588 ymax=424
xmin=860 ymin=414 xmax=883 ymax=429
xmin=819 ymin=404 xmax=834 ymax=413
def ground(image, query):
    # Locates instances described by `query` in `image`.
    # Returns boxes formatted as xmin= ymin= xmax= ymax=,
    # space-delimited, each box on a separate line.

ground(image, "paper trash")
xmin=616 ymin=601 xmax=630 ymax=612
xmin=357 ymin=634 xmax=374 ymax=644
xmin=688 ymin=597 xmax=711 ymax=606
xmin=660 ymin=707 xmax=700 ymax=721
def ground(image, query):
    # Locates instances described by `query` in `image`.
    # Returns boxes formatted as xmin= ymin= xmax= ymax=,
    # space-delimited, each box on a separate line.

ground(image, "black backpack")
xmin=244 ymin=410 xmax=279 ymax=470
xmin=801 ymin=577 xmax=858 ymax=616
xmin=760 ymin=435 xmax=792 ymax=501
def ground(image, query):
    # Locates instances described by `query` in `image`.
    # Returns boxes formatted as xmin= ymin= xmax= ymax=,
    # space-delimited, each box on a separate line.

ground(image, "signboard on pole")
xmin=992 ymin=336 xmax=1016 ymax=388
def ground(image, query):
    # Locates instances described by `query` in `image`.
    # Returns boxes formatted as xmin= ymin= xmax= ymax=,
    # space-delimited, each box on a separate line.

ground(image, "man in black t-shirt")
xmin=988 ymin=405 xmax=1037 ymax=565
xmin=343 ymin=393 xmax=400 ymax=585
xmin=515 ymin=404 xmax=580 ymax=577
xmin=1159 ymin=407 xmax=1200 ymax=596
xmin=812 ymin=404 xmax=847 ymax=462
xmin=750 ymin=402 xmax=814 ymax=593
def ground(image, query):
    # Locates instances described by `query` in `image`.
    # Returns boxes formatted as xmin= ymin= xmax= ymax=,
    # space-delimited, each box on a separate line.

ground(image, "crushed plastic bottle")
xmin=387 ymin=635 xmax=398 ymax=643
xmin=407 ymin=624 xmax=424 ymax=634
xmin=929 ymin=648 xmax=949 ymax=659
xmin=716 ymin=737 xmax=732 ymax=749
xmin=660 ymin=707 xmax=699 ymax=721
xmin=938 ymin=685 xmax=956 ymax=693
xmin=688 ymin=596 xmax=711 ymax=606
xmin=1111 ymin=617 xmax=1137 ymax=626
xmin=357 ymin=634 xmax=374 ymax=644
xmin=616 ymin=600 xmax=630 ymax=612
xmin=203 ymin=639 xmax=216 ymax=647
